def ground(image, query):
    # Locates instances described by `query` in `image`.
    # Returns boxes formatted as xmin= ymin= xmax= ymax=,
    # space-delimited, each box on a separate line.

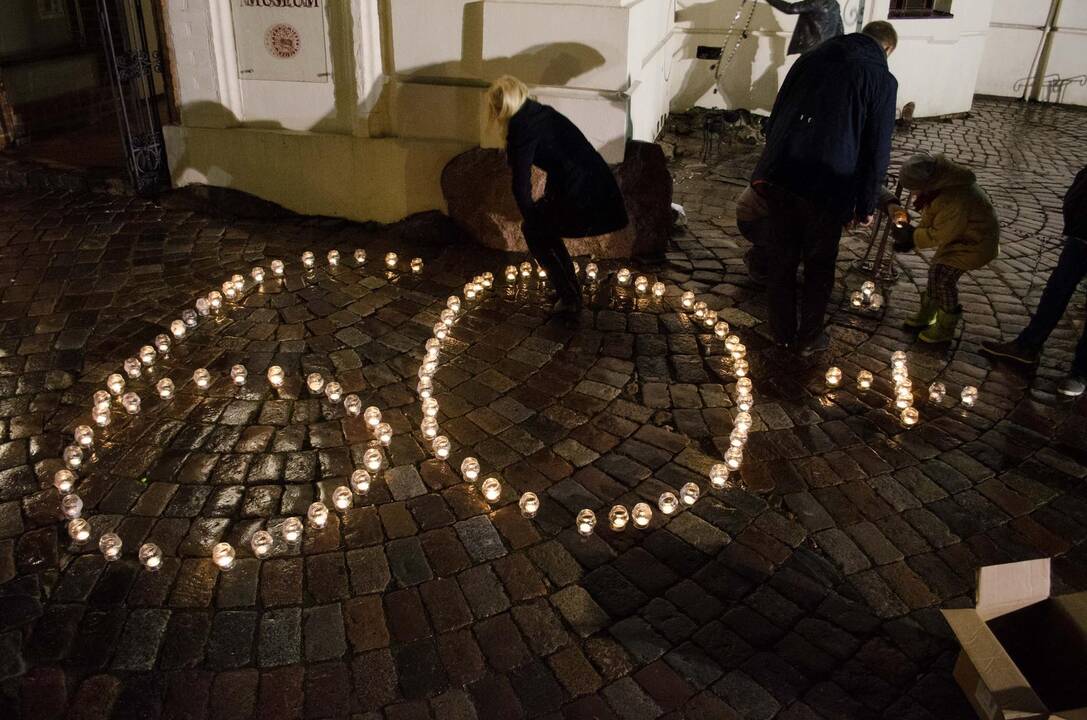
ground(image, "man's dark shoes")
xmin=980 ymin=339 xmax=1039 ymax=366
xmin=797 ymin=331 xmax=830 ymax=357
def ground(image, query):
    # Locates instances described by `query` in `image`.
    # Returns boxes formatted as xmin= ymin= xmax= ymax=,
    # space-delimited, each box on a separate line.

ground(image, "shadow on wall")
xmin=671 ymin=0 xmax=788 ymax=114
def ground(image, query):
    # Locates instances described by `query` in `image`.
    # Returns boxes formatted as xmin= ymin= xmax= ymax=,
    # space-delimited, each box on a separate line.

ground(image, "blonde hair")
xmin=485 ymin=75 xmax=529 ymax=128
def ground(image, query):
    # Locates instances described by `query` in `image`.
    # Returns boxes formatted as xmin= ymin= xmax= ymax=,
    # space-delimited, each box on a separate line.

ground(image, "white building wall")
xmin=977 ymin=0 xmax=1087 ymax=107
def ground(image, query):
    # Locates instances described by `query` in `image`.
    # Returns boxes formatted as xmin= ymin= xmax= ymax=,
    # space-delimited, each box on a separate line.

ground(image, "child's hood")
xmin=901 ymin=154 xmax=976 ymax=192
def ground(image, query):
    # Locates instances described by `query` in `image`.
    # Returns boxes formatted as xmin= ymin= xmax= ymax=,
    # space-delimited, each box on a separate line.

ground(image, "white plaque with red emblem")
xmin=231 ymin=0 xmax=330 ymax=83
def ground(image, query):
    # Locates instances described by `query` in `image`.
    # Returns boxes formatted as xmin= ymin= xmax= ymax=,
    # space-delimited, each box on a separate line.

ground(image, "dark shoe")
xmin=980 ymin=339 xmax=1039 ymax=366
xmin=1058 ymin=375 xmax=1086 ymax=397
xmin=797 ymin=331 xmax=830 ymax=357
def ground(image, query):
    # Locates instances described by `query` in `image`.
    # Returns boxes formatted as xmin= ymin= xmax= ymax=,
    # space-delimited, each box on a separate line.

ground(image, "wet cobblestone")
xmin=0 ymin=98 xmax=1086 ymax=718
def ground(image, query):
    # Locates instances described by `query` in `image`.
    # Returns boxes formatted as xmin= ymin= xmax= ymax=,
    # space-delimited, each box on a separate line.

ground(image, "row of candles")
xmin=823 ymin=349 xmax=980 ymax=427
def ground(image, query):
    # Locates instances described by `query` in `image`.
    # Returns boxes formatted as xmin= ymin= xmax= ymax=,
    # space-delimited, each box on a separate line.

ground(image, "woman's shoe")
xmin=1057 ymin=375 xmax=1086 ymax=397
xmin=904 ymin=291 xmax=938 ymax=329
xmin=919 ymin=307 xmax=961 ymax=343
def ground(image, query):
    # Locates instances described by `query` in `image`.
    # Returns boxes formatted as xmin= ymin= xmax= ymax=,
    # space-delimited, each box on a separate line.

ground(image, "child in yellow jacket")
xmin=890 ymin=154 xmax=1001 ymax=343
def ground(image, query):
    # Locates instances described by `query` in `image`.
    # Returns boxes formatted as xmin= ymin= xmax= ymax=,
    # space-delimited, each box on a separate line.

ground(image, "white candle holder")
xmin=519 ymin=491 xmax=539 ymax=517
xmin=212 ymin=542 xmax=236 ymax=570
xmin=576 ymin=509 xmax=597 ymax=535
xmin=99 ymin=532 xmax=122 ymax=561
xmin=632 ymin=502 xmax=653 ymax=529
xmin=307 ymin=502 xmax=329 ymax=529
xmin=351 ymin=469 xmax=372 ymax=494
xmin=139 ymin=543 xmax=163 ymax=571
xmin=608 ymin=505 xmax=629 ymax=531
xmin=658 ymin=492 xmax=679 ymax=515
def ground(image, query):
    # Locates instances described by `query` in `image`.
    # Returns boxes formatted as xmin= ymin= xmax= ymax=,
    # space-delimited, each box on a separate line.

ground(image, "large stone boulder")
xmin=441 ymin=140 xmax=672 ymax=259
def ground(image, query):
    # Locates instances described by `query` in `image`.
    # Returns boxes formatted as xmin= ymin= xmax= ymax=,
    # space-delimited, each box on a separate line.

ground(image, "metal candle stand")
xmin=851 ymin=179 xmax=913 ymax=285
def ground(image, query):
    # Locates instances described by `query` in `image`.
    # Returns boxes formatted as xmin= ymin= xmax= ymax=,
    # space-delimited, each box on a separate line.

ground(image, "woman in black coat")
xmin=486 ymin=75 xmax=628 ymax=314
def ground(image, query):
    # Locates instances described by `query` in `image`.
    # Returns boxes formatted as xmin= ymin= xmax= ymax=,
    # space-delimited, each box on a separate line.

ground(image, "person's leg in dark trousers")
xmin=761 ymin=190 xmax=806 ymax=346
xmin=522 ymin=215 xmax=579 ymax=307
xmin=1017 ymin=237 xmax=1087 ymax=355
xmin=797 ymin=209 xmax=844 ymax=343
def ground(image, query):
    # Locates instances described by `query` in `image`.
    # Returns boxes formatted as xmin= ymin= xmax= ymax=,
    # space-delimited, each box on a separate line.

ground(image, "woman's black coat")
xmin=506 ymin=99 xmax=628 ymax=238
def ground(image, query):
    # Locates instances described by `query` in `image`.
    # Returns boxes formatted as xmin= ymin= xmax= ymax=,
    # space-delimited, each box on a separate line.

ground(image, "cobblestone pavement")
xmin=1 ymin=97 xmax=1086 ymax=720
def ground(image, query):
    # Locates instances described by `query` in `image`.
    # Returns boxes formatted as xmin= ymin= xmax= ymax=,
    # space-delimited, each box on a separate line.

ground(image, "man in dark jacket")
xmin=981 ymin=165 xmax=1087 ymax=397
xmin=765 ymin=0 xmax=844 ymax=55
xmin=752 ymin=20 xmax=898 ymax=354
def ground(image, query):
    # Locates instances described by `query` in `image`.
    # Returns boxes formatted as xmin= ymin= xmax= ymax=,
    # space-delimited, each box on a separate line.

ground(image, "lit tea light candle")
xmin=731 ymin=343 xmax=747 ymax=361
xmin=724 ymin=335 xmax=741 ymax=352
xmin=870 ymin=292 xmax=884 ymax=310
xmin=306 ymin=373 xmax=325 ymax=394
xmin=93 ymin=390 xmax=111 ymax=412
xmin=850 ymin=291 xmax=864 ymax=308
xmin=171 ymin=319 xmax=186 ymax=338
xmin=536 ymin=266 xmax=547 ymax=280
xmin=440 ymin=309 xmax=456 ymax=328
xmin=634 ymin=275 xmax=649 ymax=294
xmin=737 ymin=395 xmax=753 ymax=414
xmin=901 ymin=406 xmax=920 ymax=426
xmin=419 ymin=417 xmax=439 ymax=440
xmin=157 ymin=378 xmax=175 ymax=399
xmin=616 ymin=268 xmax=632 ymax=286
xmin=363 ymin=448 xmax=383 ymax=472
xmin=74 ymin=425 xmax=94 ymax=448
xmin=725 ymin=447 xmax=743 ymax=470
xmin=154 ymin=334 xmax=171 ymax=354
xmin=710 ymin=463 xmax=730 ymax=489
xmin=734 ymin=359 xmax=749 ymax=378
xmin=460 ymin=457 xmax=480 ymax=482
xmin=121 ymin=392 xmax=141 ymax=415
xmin=519 ymin=261 xmax=532 ymax=278
xmin=222 ymin=283 xmax=237 ymax=302
xmin=230 ymin=365 xmax=247 ymax=386
xmin=385 ymin=252 xmax=398 ymax=269
xmin=328 ymin=249 xmax=340 ymax=267
xmin=107 ymin=373 xmax=125 ymax=396
xmin=282 ymin=517 xmax=303 ymax=542
xmin=505 ymin=265 xmax=518 ymax=282
xmin=411 ymin=257 xmax=423 ymax=273
xmin=61 ymin=493 xmax=83 ymax=519
xmin=432 ymin=435 xmax=451 ymax=459
xmin=354 ymin=249 xmax=366 ymax=264
xmin=421 ymin=398 xmax=439 ymax=419
xmin=139 ymin=346 xmax=157 ymax=367
xmin=207 ymin=292 xmax=223 ymax=312
xmin=652 ymin=281 xmax=666 ymax=298
xmin=585 ymin=262 xmax=599 ymax=280
xmin=375 ymin=422 xmax=393 ymax=446
xmin=463 ymin=283 xmax=477 ymax=301
xmin=576 ymin=509 xmax=597 ymax=536
xmin=271 ymin=259 xmax=285 ymax=276
xmin=928 ymin=382 xmax=946 ymax=403
xmin=344 ymin=394 xmax=362 ymax=416
xmin=182 ymin=309 xmax=198 ymax=328
xmin=856 ymin=370 xmax=873 ymax=390
xmin=681 ymin=291 xmax=695 ymax=310
xmin=608 ymin=505 xmax=629 ymax=531
xmin=267 ymin=366 xmax=285 ymax=387
xmin=139 ymin=543 xmax=162 ymax=571
xmin=251 ymin=266 xmax=265 ymax=283
xmin=193 ymin=368 xmax=211 ymax=389
xmin=632 ymin=502 xmax=653 ymax=529
xmin=658 ymin=492 xmax=679 ymax=516
xmin=307 ymin=502 xmax=329 ymax=528
xmin=63 ymin=445 xmax=83 ymax=470
xmin=93 ymin=409 xmax=110 ymax=428
xmin=735 ymin=411 xmax=753 ymax=433
xmin=433 ymin=322 xmax=448 ymax=340
xmin=693 ymin=301 xmax=707 ymax=320
xmin=892 ymin=367 xmax=909 ymax=384
xmin=251 ymin=530 xmax=274 ymax=557
xmin=54 ymin=469 xmax=76 ymax=494
xmin=302 ymin=251 xmax=315 ymax=268
xmin=417 ymin=378 xmax=433 ymax=399
xmin=324 ymin=382 xmax=343 ymax=403
xmin=891 ymin=350 xmax=908 ymax=369
xmin=895 ymin=389 xmax=913 ymax=410
xmin=703 ymin=309 xmax=718 ymax=328
xmin=99 ymin=532 xmax=122 ymax=561
xmin=363 ymin=406 xmax=382 ymax=429
xmin=212 ymin=542 xmax=236 ymax=570
xmin=729 ymin=427 xmax=747 ymax=449
xmin=481 ymin=272 xmax=494 ymax=288
xmin=481 ymin=476 xmax=502 ymax=502
xmin=195 ymin=297 xmax=211 ymax=316
xmin=715 ymin=321 xmax=730 ymax=340
xmin=825 ymin=367 xmax=843 ymax=387
xmin=425 ymin=338 xmax=441 ymax=355
xmin=861 ymin=280 xmax=876 ymax=298
xmin=447 ymin=296 xmax=461 ymax=314
xmin=519 ymin=491 xmax=539 ymax=517
xmin=230 ymin=274 xmax=244 ymax=292
xmin=68 ymin=518 xmax=91 ymax=543
xmin=332 ymin=485 xmax=353 ymax=511
xmin=961 ymin=385 xmax=978 ymax=407
xmin=351 ymin=469 xmax=372 ymax=494
xmin=680 ymin=482 xmax=700 ymax=505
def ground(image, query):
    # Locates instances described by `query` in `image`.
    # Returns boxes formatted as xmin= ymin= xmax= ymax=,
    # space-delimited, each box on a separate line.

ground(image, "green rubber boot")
xmin=904 ymin=291 xmax=938 ymax=329
xmin=919 ymin=307 xmax=962 ymax=343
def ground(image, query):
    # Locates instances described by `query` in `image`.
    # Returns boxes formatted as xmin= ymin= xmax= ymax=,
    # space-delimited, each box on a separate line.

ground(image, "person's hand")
xmin=853 ymin=214 xmax=875 ymax=229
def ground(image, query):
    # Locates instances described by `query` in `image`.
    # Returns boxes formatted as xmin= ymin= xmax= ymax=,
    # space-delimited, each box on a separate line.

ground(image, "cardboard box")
xmin=942 ymin=558 xmax=1087 ymax=720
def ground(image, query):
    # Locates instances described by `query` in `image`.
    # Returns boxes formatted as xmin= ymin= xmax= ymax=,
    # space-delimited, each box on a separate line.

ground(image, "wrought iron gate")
xmin=96 ymin=0 xmax=171 ymax=195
